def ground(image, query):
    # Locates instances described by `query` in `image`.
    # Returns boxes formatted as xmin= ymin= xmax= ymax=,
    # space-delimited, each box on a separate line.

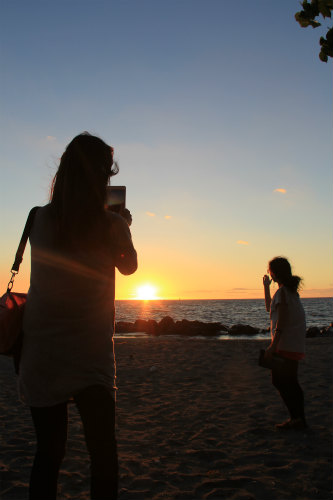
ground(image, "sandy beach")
xmin=0 ymin=337 xmax=332 ymax=500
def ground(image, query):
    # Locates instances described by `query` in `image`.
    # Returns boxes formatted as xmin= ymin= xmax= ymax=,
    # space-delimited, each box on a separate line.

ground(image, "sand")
xmin=0 ymin=337 xmax=332 ymax=500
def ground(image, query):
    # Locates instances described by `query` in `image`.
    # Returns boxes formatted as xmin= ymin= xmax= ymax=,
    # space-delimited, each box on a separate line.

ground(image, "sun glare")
xmin=135 ymin=284 xmax=158 ymax=300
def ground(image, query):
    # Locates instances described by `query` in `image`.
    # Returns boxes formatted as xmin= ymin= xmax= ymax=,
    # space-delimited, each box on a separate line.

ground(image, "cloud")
xmin=274 ymin=188 xmax=287 ymax=194
xmin=146 ymin=211 xmax=156 ymax=217
xmin=46 ymin=136 xmax=57 ymax=141
xmin=164 ymin=215 xmax=172 ymax=219
xmin=237 ymin=240 xmax=249 ymax=245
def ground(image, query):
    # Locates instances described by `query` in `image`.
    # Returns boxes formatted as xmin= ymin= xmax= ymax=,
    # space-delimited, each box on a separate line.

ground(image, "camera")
xmin=106 ymin=186 xmax=126 ymax=213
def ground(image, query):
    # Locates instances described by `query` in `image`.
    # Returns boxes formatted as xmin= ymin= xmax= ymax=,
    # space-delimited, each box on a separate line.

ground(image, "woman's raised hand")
xmin=263 ymin=274 xmax=272 ymax=287
xmin=120 ymin=208 xmax=132 ymax=226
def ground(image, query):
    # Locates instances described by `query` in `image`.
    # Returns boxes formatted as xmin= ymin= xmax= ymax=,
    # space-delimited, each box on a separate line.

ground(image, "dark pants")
xmin=272 ymin=358 xmax=305 ymax=421
xmin=29 ymin=385 xmax=118 ymax=500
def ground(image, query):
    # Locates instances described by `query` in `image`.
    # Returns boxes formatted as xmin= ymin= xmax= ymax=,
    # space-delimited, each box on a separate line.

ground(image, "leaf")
xmin=295 ymin=1 xmax=333 ymax=62
xmin=327 ymin=26 xmax=333 ymax=43
xmin=318 ymin=5 xmax=332 ymax=17
xmin=319 ymin=29 xmax=333 ymax=61
xmin=319 ymin=50 xmax=328 ymax=61
xmin=295 ymin=11 xmax=321 ymax=28
xmin=318 ymin=0 xmax=333 ymax=18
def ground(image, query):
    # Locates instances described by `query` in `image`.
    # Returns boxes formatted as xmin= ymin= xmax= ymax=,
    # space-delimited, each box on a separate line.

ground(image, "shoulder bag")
xmin=0 ymin=207 xmax=39 ymax=370
xmin=258 ymin=348 xmax=286 ymax=369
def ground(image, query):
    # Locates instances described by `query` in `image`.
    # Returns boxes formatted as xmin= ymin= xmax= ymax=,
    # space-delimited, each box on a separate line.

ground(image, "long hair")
xmin=268 ymin=257 xmax=302 ymax=294
xmin=50 ymin=132 xmax=119 ymax=250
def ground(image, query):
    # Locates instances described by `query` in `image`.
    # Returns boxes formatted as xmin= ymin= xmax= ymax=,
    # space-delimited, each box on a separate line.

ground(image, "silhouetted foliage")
xmin=295 ymin=0 xmax=333 ymax=62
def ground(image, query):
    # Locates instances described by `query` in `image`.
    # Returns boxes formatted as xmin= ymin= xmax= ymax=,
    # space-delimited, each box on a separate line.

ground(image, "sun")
xmin=135 ymin=284 xmax=158 ymax=300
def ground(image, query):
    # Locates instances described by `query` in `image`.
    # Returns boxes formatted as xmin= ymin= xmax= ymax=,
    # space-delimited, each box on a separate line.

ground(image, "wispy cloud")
xmin=237 ymin=240 xmax=249 ymax=245
xmin=164 ymin=215 xmax=172 ymax=219
xmin=274 ymin=188 xmax=287 ymax=194
xmin=46 ymin=135 xmax=56 ymax=141
xmin=146 ymin=211 xmax=156 ymax=217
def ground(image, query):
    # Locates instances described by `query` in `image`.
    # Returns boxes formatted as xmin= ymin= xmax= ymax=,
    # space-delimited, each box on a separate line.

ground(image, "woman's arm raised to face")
xmin=263 ymin=275 xmax=272 ymax=312
xmin=112 ymin=214 xmax=138 ymax=275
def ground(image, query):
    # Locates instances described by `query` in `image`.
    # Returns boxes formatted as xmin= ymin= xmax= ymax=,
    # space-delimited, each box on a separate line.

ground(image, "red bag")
xmin=0 ymin=291 xmax=27 ymax=354
xmin=0 ymin=207 xmax=39 ymax=362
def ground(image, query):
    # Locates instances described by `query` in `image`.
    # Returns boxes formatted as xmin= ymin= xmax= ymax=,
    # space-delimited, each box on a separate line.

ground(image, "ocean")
xmin=114 ymin=297 xmax=333 ymax=339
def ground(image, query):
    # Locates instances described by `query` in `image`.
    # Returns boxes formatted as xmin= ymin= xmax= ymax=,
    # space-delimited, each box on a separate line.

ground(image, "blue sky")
xmin=1 ymin=0 xmax=332 ymax=299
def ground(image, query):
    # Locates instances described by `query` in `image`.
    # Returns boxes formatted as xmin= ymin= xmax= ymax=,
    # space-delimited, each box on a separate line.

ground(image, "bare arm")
xmin=109 ymin=213 xmax=138 ymax=275
xmin=116 ymin=245 xmax=138 ymax=275
xmin=263 ymin=275 xmax=272 ymax=312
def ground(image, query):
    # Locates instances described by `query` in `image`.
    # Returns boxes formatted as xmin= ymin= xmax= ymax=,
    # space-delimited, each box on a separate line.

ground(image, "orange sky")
xmin=2 ymin=236 xmax=331 ymax=301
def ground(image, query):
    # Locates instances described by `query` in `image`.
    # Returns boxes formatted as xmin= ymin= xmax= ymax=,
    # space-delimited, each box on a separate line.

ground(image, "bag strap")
xmin=7 ymin=206 xmax=40 ymax=292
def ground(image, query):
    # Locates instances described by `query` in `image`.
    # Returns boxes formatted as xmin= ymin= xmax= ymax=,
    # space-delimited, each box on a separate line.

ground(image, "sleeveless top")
xmin=19 ymin=205 xmax=137 ymax=407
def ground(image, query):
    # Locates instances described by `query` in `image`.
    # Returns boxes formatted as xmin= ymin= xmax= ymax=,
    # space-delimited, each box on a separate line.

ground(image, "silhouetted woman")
xmin=263 ymin=257 xmax=307 ymax=430
xmin=19 ymin=133 xmax=137 ymax=499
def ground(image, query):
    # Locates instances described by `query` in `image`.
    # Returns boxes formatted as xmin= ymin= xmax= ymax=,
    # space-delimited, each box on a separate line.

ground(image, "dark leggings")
xmin=29 ymin=385 xmax=118 ymax=500
xmin=272 ymin=358 xmax=305 ymax=421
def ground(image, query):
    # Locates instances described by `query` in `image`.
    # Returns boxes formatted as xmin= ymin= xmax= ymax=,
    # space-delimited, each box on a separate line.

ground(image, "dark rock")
xmin=174 ymin=319 xmax=192 ymax=335
xmin=133 ymin=319 xmax=149 ymax=332
xmin=157 ymin=316 xmax=176 ymax=334
xmin=176 ymin=319 xmax=199 ymax=335
xmin=306 ymin=326 xmax=321 ymax=338
xmin=229 ymin=324 xmax=260 ymax=336
xmin=146 ymin=319 xmax=158 ymax=335
xmin=174 ymin=319 xmax=226 ymax=336
xmin=151 ymin=317 xmax=226 ymax=336
xmin=115 ymin=321 xmax=135 ymax=333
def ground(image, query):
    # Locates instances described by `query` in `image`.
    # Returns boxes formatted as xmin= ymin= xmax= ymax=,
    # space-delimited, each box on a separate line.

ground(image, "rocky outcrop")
xmin=116 ymin=317 xmax=254 ymax=337
xmin=306 ymin=324 xmax=333 ymax=338
xmin=115 ymin=317 xmax=333 ymax=338
xmin=306 ymin=327 xmax=321 ymax=338
xmin=116 ymin=316 xmax=227 ymax=336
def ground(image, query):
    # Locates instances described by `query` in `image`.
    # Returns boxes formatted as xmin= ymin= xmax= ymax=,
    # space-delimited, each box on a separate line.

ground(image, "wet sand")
xmin=0 ymin=337 xmax=332 ymax=499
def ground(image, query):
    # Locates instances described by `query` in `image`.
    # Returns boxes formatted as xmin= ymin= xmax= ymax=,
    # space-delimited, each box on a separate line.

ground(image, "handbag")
xmin=258 ymin=348 xmax=286 ymax=369
xmin=0 ymin=207 xmax=39 ymax=369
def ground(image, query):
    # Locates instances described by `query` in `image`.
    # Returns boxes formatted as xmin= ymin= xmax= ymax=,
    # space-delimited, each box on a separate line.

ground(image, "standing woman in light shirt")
xmin=19 ymin=133 xmax=137 ymax=500
xmin=263 ymin=256 xmax=307 ymax=430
